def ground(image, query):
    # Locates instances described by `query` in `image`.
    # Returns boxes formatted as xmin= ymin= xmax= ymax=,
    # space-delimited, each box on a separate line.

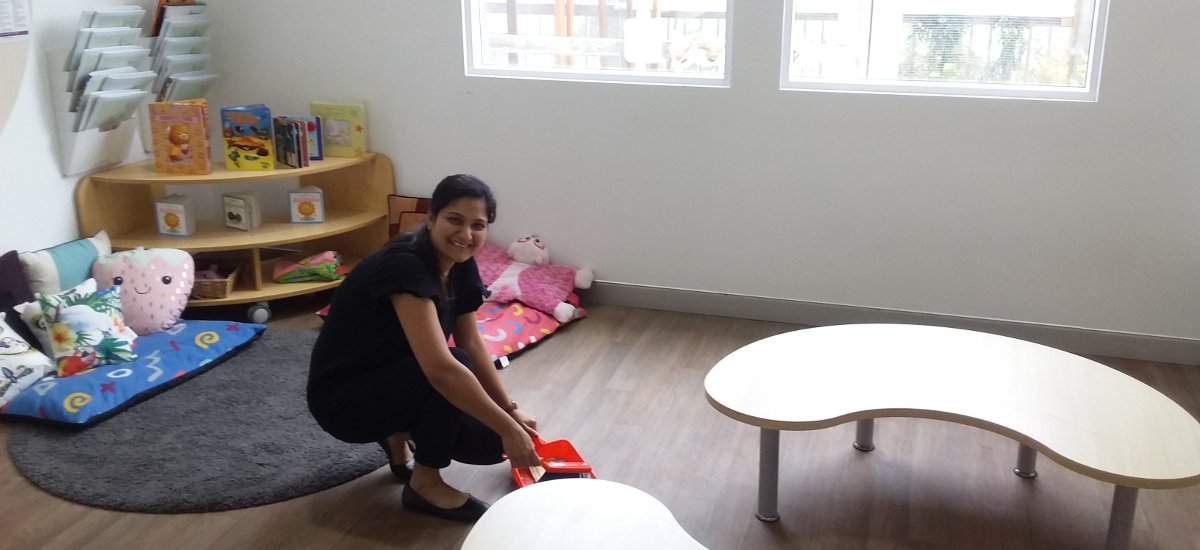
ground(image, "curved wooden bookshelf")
xmin=110 ymin=210 xmax=384 ymax=252
xmin=76 ymin=153 xmax=394 ymax=311
xmin=188 ymin=256 xmax=364 ymax=306
xmin=88 ymin=155 xmax=375 ymax=185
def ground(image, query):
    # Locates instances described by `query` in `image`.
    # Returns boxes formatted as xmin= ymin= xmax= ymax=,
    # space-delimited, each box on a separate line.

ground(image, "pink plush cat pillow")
xmin=475 ymin=237 xmax=593 ymax=323
xmin=92 ymin=247 xmax=194 ymax=334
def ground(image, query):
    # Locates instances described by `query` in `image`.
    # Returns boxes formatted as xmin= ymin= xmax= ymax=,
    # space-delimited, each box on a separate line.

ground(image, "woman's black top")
xmin=309 ymin=236 xmax=486 ymax=387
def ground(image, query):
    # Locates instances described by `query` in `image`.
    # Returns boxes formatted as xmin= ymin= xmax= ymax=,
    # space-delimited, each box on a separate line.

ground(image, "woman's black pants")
xmin=308 ymin=347 xmax=504 ymax=469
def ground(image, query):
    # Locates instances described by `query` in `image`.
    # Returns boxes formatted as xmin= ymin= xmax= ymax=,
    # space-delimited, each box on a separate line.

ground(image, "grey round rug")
xmin=7 ymin=329 xmax=387 ymax=513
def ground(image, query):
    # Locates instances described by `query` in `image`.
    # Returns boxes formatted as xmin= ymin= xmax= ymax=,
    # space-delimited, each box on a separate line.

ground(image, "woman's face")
xmin=428 ymin=197 xmax=489 ymax=270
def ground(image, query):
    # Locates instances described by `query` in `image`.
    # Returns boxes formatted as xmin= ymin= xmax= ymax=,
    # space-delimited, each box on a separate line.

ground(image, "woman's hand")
xmin=511 ymin=408 xmax=539 ymax=438
xmin=501 ymin=428 xmax=540 ymax=468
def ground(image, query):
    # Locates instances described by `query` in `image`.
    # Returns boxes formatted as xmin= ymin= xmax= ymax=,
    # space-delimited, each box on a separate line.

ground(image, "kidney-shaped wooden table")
xmin=704 ymin=324 xmax=1200 ymax=550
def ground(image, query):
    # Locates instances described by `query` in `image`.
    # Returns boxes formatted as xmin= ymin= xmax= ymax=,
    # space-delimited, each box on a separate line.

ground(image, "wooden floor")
xmin=3 ymin=293 xmax=1199 ymax=550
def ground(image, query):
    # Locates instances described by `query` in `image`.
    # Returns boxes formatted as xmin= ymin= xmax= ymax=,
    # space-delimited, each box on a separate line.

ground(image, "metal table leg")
xmin=757 ymin=427 xmax=780 ymax=522
xmin=1013 ymin=443 xmax=1038 ymax=478
xmin=853 ymin=419 xmax=875 ymax=452
xmin=1105 ymin=485 xmax=1138 ymax=550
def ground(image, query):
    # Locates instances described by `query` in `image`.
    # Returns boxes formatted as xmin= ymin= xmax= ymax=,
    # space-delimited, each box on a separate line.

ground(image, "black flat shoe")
xmin=401 ymin=484 xmax=490 ymax=522
xmin=377 ymin=439 xmax=415 ymax=482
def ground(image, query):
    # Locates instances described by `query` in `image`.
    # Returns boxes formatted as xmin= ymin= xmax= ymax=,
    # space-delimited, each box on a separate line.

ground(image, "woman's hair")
xmin=388 ymin=174 xmax=497 ymax=295
xmin=431 ymin=174 xmax=497 ymax=223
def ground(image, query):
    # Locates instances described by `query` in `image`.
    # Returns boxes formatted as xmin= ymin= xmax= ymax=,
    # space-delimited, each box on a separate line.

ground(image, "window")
xmin=782 ymin=0 xmax=1110 ymax=100
xmin=463 ymin=0 xmax=730 ymax=86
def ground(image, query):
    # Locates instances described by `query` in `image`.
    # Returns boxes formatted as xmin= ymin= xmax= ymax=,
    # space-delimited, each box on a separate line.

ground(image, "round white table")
xmin=461 ymin=478 xmax=707 ymax=550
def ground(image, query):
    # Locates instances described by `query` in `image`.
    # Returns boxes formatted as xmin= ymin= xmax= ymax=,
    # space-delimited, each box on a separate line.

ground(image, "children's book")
xmin=148 ymin=98 xmax=211 ymax=175
xmin=220 ymin=104 xmax=274 ymax=170
xmin=292 ymin=118 xmax=310 ymax=166
xmin=272 ymin=116 xmax=303 ymax=169
xmin=75 ymin=89 xmax=148 ymax=132
xmin=151 ymin=0 xmax=204 ymax=37
xmin=289 ymin=186 xmax=325 ymax=223
xmin=155 ymin=194 xmax=196 ymax=236
xmin=278 ymin=116 xmax=317 ymax=163
xmin=309 ymin=101 xmax=366 ymax=157
xmin=158 ymin=70 xmax=218 ymax=101
xmin=222 ymin=192 xmax=261 ymax=231
xmin=286 ymin=115 xmax=322 ymax=161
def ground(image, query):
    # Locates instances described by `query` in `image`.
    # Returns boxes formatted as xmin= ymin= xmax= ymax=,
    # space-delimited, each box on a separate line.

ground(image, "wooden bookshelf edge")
xmin=88 ymin=153 xmax=377 ymax=185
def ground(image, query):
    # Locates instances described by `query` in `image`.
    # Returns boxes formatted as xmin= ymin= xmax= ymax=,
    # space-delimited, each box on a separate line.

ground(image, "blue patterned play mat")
xmin=1 ymin=320 xmax=265 ymax=426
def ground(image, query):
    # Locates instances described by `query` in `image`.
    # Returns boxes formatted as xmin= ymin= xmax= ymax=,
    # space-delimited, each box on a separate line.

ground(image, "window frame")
xmin=462 ymin=0 xmax=734 ymax=88
xmin=777 ymin=0 xmax=1111 ymax=101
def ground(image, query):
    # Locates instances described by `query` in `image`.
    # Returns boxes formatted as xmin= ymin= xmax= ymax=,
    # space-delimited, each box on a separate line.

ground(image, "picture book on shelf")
xmin=155 ymin=194 xmax=195 ymax=236
xmin=289 ymin=186 xmax=325 ymax=223
xmin=309 ymin=101 xmax=366 ymax=157
xmin=292 ymin=115 xmax=323 ymax=160
xmin=222 ymin=192 xmax=261 ymax=231
xmin=277 ymin=116 xmax=313 ymax=165
xmin=220 ymin=103 xmax=274 ymax=170
xmin=148 ymin=98 xmax=211 ymax=175
xmin=272 ymin=116 xmax=304 ymax=169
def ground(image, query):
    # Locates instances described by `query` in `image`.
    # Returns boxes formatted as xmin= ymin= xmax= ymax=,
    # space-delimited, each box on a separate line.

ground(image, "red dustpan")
xmin=511 ymin=436 xmax=596 ymax=487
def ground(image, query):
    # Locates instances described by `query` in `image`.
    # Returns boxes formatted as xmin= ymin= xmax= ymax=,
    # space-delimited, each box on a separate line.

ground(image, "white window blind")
xmin=463 ymin=0 xmax=730 ymax=86
xmin=782 ymin=0 xmax=1109 ymax=100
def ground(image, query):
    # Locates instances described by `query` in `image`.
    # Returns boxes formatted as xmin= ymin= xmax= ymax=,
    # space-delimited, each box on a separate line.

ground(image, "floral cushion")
xmin=13 ymin=278 xmax=97 ymax=354
xmin=37 ymin=285 xmax=138 ymax=377
xmin=0 ymin=312 xmax=54 ymax=408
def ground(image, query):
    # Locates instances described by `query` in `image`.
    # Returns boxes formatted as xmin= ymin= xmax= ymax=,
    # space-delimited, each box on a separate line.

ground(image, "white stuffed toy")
xmin=475 ymin=236 xmax=594 ymax=323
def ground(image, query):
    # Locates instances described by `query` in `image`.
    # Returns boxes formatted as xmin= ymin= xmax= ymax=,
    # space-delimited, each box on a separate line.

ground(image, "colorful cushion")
xmin=18 ymin=230 xmax=111 ymax=294
xmin=449 ymin=299 xmax=586 ymax=368
xmin=0 ymin=320 xmax=266 ymax=426
xmin=92 ymin=247 xmax=194 ymax=335
xmin=0 ymin=313 xmax=55 ymax=408
xmin=0 ymin=250 xmax=39 ymax=350
xmin=37 ymin=285 xmax=138 ymax=377
xmin=13 ymin=278 xmax=98 ymax=355
xmin=476 ymin=241 xmax=585 ymax=323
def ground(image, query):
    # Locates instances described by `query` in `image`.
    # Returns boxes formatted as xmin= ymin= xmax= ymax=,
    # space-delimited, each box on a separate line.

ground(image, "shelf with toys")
xmin=75 ymin=153 xmax=394 ymax=315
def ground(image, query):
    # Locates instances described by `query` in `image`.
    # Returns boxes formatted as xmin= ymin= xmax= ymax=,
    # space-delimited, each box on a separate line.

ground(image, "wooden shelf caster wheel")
xmin=247 ymin=302 xmax=271 ymax=323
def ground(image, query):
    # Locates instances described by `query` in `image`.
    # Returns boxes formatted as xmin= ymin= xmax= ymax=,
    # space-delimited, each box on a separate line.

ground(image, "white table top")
xmin=460 ymin=479 xmax=707 ymax=550
xmin=704 ymin=324 xmax=1200 ymax=489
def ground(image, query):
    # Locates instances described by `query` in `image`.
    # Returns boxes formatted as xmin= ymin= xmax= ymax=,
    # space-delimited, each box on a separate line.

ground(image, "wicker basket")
xmin=190 ymin=264 xmax=241 ymax=300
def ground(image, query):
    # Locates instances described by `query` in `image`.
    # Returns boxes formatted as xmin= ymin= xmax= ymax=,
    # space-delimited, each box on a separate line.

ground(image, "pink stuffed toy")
xmin=475 ymin=236 xmax=593 ymax=323
xmin=92 ymin=247 xmax=194 ymax=335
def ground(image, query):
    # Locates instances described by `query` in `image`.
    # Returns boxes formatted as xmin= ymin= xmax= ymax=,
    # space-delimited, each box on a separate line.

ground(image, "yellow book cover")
xmin=148 ymin=99 xmax=211 ymax=175
xmin=220 ymin=104 xmax=275 ymax=170
xmin=309 ymin=101 xmax=367 ymax=157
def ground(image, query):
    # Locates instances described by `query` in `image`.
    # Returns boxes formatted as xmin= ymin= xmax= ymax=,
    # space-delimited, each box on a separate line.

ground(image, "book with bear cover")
xmin=220 ymin=103 xmax=274 ymax=170
xmin=148 ymin=98 xmax=211 ymax=175
xmin=309 ymin=101 xmax=366 ymax=157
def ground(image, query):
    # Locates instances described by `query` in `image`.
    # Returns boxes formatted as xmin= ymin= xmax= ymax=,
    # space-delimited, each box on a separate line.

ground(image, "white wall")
xmin=6 ymin=1 xmax=1199 ymax=341
xmin=0 ymin=0 xmax=152 ymax=252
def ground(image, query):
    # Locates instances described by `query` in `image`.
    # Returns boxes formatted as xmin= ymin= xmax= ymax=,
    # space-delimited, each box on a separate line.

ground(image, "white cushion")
xmin=18 ymin=230 xmax=111 ymax=294
xmin=0 ymin=312 xmax=54 ymax=407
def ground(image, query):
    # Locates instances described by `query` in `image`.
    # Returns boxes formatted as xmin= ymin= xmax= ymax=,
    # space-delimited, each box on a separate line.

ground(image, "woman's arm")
xmin=392 ymin=293 xmax=539 ymax=466
xmin=455 ymin=311 xmax=538 ymax=437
